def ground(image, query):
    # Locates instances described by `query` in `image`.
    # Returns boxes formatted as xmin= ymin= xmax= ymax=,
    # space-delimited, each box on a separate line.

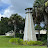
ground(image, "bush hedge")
xmin=9 ymin=38 xmax=23 ymax=45
xmin=41 ymin=34 xmax=47 ymax=45
xmin=27 ymin=41 xmax=43 ymax=45
xmin=9 ymin=38 xmax=43 ymax=46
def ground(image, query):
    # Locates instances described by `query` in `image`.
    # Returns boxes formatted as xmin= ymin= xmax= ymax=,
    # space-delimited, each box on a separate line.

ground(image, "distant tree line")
xmin=0 ymin=13 xmax=25 ymax=35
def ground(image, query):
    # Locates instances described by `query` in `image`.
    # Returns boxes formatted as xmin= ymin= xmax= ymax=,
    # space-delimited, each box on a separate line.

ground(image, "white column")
xmin=23 ymin=9 xmax=37 ymax=41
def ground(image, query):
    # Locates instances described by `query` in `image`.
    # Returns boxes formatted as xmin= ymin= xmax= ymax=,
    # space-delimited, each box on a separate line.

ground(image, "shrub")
xmin=18 ymin=39 xmax=23 ymax=45
xmin=9 ymin=38 xmax=20 ymax=44
xmin=9 ymin=38 xmax=23 ymax=45
xmin=36 ymin=41 xmax=43 ymax=45
xmin=41 ymin=35 xmax=47 ymax=45
xmin=9 ymin=38 xmax=43 ymax=45
xmin=23 ymin=40 xmax=28 ymax=45
xmin=27 ymin=41 xmax=43 ymax=45
xmin=27 ymin=41 xmax=37 ymax=45
xmin=23 ymin=41 xmax=27 ymax=45
xmin=42 ymin=40 xmax=47 ymax=45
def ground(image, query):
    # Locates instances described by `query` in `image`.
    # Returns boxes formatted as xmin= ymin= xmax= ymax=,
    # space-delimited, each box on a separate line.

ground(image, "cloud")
xmin=0 ymin=14 xmax=2 ymax=18
xmin=0 ymin=6 xmax=14 ymax=18
xmin=1 ymin=0 xmax=35 ymax=18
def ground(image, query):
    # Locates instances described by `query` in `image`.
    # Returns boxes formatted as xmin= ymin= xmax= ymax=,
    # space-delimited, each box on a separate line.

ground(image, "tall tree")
xmin=45 ymin=0 xmax=48 ymax=47
xmin=0 ymin=17 xmax=13 ymax=34
xmin=33 ymin=0 xmax=45 ymax=40
xmin=33 ymin=0 xmax=48 ymax=47
xmin=8 ymin=13 xmax=25 ymax=38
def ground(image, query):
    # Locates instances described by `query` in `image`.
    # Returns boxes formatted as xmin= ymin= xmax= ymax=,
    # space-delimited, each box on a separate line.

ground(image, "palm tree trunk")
xmin=38 ymin=30 xmax=40 ymax=40
xmin=38 ymin=24 xmax=40 ymax=40
xmin=14 ymin=23 xmax=16 ymax=38
xmin=44 ymin=15 xmax=48 ymax=25
xmin=44 ymin=15 xmax=48 ymax=47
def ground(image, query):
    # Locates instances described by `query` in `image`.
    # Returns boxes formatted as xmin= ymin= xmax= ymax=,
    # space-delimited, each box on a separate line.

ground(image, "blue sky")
xmin=0 ymin=0 xmax=45 ymax=27
xmin=0 ymin=0 xmax=35 ymax=18
xmin=0 ymin=2 xmax=10 ymax=15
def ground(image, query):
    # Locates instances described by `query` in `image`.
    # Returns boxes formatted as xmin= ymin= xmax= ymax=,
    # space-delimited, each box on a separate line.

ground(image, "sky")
xmin=0 ymin=0 xmax=35 ymax=18
xmin=0 ymin=0 xmax=45 ymax=27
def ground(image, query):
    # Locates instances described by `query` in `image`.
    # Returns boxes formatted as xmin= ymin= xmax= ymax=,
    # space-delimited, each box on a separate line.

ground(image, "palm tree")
xmin=8 ymin=14 xmax=21 ymax=38
xmin=33 ymin=1 xmax=44 ymax=40
xmin=45 ymin=0 xmax=48 ymax=47
xmin=8 ymin=13 xmax=25 ymax=38
xmin=33 ymin=0 xmax=48 ymax=46
xmin=8 ymin=14 xmax=17 ymax=38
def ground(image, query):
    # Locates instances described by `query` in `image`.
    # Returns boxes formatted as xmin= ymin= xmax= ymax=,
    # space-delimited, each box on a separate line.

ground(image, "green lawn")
xmin=0 ymin=36 xmax=46 ymax=48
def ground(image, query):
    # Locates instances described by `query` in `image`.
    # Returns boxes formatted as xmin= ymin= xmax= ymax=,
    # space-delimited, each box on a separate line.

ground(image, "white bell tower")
xmin=23 ymin=8 xmax=37 ymax=41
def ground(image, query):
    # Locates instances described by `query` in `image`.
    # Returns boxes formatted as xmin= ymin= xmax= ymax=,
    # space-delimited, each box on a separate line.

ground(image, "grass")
xmin=0 ymin=36 xmax=47 ymax=48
